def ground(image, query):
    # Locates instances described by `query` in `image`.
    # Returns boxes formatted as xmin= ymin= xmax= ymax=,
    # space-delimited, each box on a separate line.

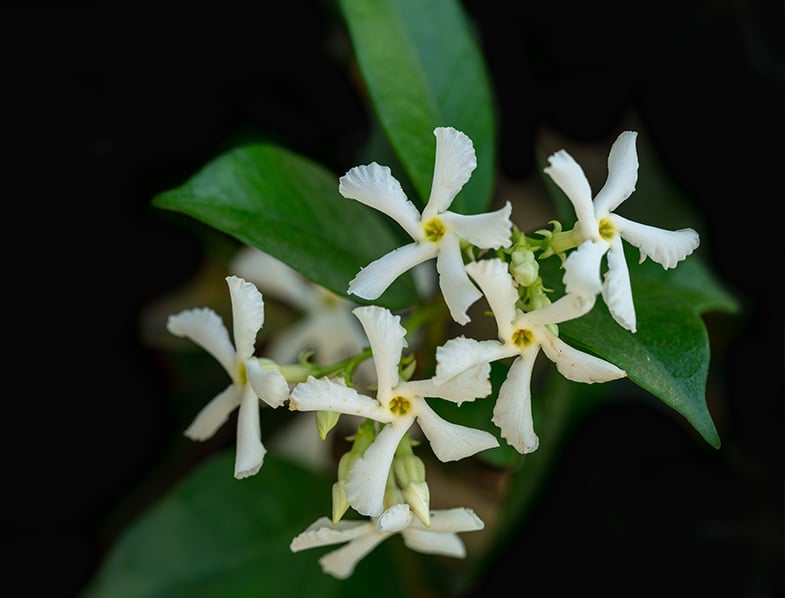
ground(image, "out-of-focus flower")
xmin=230 ymin=246 xmax=367 ymax=365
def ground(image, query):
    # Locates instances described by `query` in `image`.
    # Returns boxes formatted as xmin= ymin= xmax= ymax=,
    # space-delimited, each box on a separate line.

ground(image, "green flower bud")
xmin=316 ymin=410 xmax=341 ymax=440
xmin=402 ymin=481 xmax=430 ymax=527
xmin=331 ymin=481 xmax=350 ymax=524
xmin=510 ymin=248 xmax=539 ymax=287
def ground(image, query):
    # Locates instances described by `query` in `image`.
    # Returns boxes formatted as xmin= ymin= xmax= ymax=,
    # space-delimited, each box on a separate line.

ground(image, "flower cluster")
xmin=166 ymin=127 xmax=699 ymax=577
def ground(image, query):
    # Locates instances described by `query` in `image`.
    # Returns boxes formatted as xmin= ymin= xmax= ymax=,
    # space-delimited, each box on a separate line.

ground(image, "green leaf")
xmin=81 ymin=453 xmax=427 ymax=598
xmin=339 ymin=0 xmax=496 ymax=213
xmin=555 ymin=255 xmax=739 ymax=449
xmin=152 ymin=143 xmax=418 ymax=309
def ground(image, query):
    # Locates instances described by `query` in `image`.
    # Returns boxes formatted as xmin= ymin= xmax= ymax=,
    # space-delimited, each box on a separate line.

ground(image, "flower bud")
xmin=510 ymin=248 xmax=538 ymax=287
xmin=316 ymin=410 xmax=341 ymax=440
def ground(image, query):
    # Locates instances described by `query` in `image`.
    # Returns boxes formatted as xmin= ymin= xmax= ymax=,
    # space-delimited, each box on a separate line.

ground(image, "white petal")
xmin=319 ymin=532 xmax=388 ymax=579
xmin=562 ymin=239 xmax=606 ymax=298
xmin=540 ymin=334 xmax=626 ymax=382
xmin=593 ymin=131 xmax=639 ymax=215
xmin=401 ymin=529 xmax=466 ymax=558
xmin=167 ymin=307 xmax=237 ymax=378
xmin=544 ymin=149 xmax=597 ymax=234
xmin=434 ymin=337 xmax=513 ymax=384
xmin=602 ymin=237 xmax=637 ymax=332
xmin=441 ymin=201 xmax=513 ymax=249
xmin=290 ymin=376 xmax=391 ymax=421
xmin=246 ymin=359 xmax=289 ymax=408
xmin=229 ymin=247 xmax=315 ymax=310
xmin=376 ymin=503 xmax=414 ymax=532
xmin=348 ymin=242 xmax=437 ymax=300
xmin=423 ymin=507 xmax=485 ymax=533
xmin=234 ymin=384 xmax=266 ymax=479
xmin=415 ymin=400 xmax=498 ymax=461
xmin=352 ymin=306 xmax=405 ymax=399
xmin=515 ymin=292 xmax=595 ymax=329
xmin=436 ymin=233 xmax=482 ymax=325
xmin=464 ymin=258 xmax=519 ymax=338
xmin=613 ymin=214 xmax=700 ymax=270
xmin=290 ymin=517 xmax=372 ymax=551
xmin=402 ymin=362 xmax=491 ymax=406
xmin=344 ymin=421 xmax=411 ymax=516
xmin=226 ymin=275 xmax=265 ymax=362
xmin=422 ymin=127 xmax=477 ymax=219
xmin=493 ymin=352 xmax=539 ymax=454
xmin=339 ymin=162 xmax=423 ymax=240
xmin=184 ymin=383 xmax=242 ymax=441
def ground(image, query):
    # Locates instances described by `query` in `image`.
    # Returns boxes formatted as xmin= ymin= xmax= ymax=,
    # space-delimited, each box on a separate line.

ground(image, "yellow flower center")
xmin=423 ymin=218 xmax=446 ymax=242
xmin=598 ymin=216 xmax=617 ymax=241
xmin=237 ymin=361 xmax=248 ymax=385
xmin=511 ymin=328 xmax=535 ymax=348
xmin=388 ymin=395 xmax=412 ymax=415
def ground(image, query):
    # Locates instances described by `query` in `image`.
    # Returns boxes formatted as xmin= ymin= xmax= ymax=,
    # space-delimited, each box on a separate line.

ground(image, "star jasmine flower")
xmin=339 ymin=126 xmax=513 ymax=325
xmin=289 ymin=305 xmax=498 ymax=517
xmin=434 ymin=258 xmax=626 ymax=454
xmin=167 ymin=275 xmax=290 ymax=479
xmin=545 ymin=130 xmax=700 ymax=332
xmin=290 ymin=503 xmax=485 ymax=579
xmin=230 ymin=246 xmax=368 ymax=366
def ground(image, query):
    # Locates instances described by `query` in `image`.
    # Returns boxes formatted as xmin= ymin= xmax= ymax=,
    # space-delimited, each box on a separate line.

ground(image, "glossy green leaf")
xmin=81 ymin=453 xmax=428 ymax=598
xmin=553 ymin=256 xmax=739 ymax=448
xmin=152 ymin=143 xmax=418 ymax=309
xmin=339 ymin=0 xmax=496 ymax=213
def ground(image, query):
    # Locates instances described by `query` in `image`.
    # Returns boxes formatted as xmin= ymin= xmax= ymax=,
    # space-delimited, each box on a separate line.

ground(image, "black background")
xmin=5 ymin=1 xmax=783 ymax=596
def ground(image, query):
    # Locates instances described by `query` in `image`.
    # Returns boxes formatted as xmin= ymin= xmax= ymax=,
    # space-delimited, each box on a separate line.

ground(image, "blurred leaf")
xmin=152 ymin=143 xmax=418 ymax=309
xmin=81 ymin=453 xmax=434 ymax=598
xmin=339 ymin=0 xmax=496 ymax=213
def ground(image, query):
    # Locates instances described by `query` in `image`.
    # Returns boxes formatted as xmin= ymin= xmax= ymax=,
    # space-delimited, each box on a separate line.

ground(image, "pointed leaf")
xmin=153 ymin=143 xmax=418 ymax=309
xmin=553 ymin=256 xmax=739 ymax=448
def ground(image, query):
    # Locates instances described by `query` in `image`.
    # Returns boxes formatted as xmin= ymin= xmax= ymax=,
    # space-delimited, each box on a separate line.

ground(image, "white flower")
xmin=166 ymin=275 xmax=289 ymax=479
xmin=545 ymin=130 xmax=700 ymax=332
xmin=290 ymin=503 xmax=484 ymax=579
xmin=290 ymin=305 xmax=498 ymax=517
xmin=434 ymin=259 xmax=625 ymax=454
xmin=230 ymin=246 xmax=368 ymax=365
xmin=339 ymin=126 xmax=513 ymax=325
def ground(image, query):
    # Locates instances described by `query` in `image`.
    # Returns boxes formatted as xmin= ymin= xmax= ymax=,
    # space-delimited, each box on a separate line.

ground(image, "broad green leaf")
xmin=339 ymin=0 xmax=496 ymax=213
xmin=552 ymin=255 xmax=739 ymax=448
xmin=81 ymin=453 xmax=430 ymax=598
xmin=152 ymin=143 xmax=418 ymax=309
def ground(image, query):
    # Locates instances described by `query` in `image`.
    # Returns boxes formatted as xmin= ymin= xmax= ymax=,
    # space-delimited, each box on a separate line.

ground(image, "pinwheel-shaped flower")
xmin=546 ymin=130 xmax=700 ymax=332
xmin=434 ymin=259 xmax=625 ymax=454
xmin=230 ymin=246 xmax=368 ymax=366
xmin=339 ymin=126 xmax=513 ymax=325
xmin=167 ymin=275 xmax=289 ymax=479
xmin=291 ymin=503 xmax=485 ymax=579
xmin=289 ymin=305 xmax=498 ymax=517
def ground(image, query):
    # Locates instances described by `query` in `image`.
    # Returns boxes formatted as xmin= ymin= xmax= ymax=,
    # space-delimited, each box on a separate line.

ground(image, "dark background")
xmin=5 ymin=1 xmax=783 ymax=596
